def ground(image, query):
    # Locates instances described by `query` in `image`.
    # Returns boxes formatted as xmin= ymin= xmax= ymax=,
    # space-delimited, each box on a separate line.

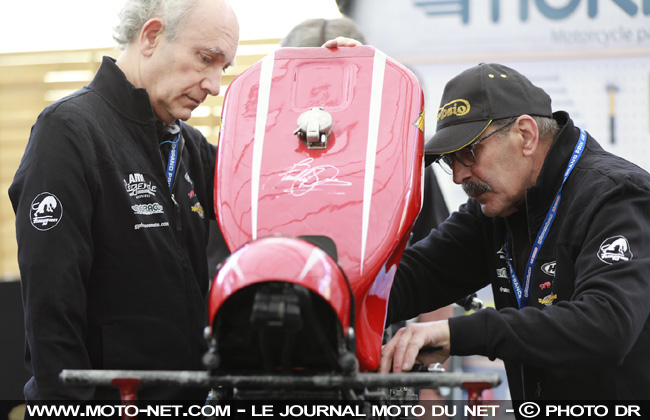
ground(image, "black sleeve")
xmin=387 ymin=200 xmax=492 ymax=324
xmin=9 ymin=107 xmax=97 ymax=400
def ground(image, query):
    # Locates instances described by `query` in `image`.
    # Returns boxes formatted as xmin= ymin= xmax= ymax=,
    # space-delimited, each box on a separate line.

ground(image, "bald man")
xmin=10 ymin=0 xmax=238 ymax=401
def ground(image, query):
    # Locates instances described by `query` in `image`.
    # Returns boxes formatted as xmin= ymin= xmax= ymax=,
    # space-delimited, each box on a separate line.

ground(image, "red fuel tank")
xmin=211 ymin=46 xmax=424 ymax=372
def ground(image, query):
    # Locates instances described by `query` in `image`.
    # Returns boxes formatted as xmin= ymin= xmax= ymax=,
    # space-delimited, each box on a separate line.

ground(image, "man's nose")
xmin=201 ymin=70 xmax=223 ymax=97
xmin=452 ymin=158 xmax=472 ymax=185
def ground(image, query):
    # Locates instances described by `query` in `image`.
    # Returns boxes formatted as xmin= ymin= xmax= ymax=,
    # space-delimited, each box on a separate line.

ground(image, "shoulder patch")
xmin=30 ymin=192 xmax=63 ymax=231
xmin=598 ymin=236 xmax=633 ymax=264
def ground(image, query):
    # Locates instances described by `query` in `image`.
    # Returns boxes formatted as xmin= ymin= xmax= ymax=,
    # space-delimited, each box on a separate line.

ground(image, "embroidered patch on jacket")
xmin=538 ymin=293 xmax=557 ymax=306
xmin=191 ymin=202 xmax=205 ymax=219
xmin=184 ymin=172 xmax=195 ymax=187
xmin=132 ymin=203 xmax=164 ymax=216
xmin=124 ymin=173 xmax=157 ymax=199
xmin=597 ymin=236 xmax=633 ymax=264
xmin=541 ymin=261 xmax=556 ymax=276
xmin=497 ymin=244 xmax=507 ymax=260
xmin=30 ymin=192 xmax=63 ymax=231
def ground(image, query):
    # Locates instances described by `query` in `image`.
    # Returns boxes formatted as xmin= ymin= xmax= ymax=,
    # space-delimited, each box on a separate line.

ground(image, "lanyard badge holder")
xmin=505 ymin=128 xmax=586 ymax=308
xmin=160 ymin=124 xmax=184 ymax=192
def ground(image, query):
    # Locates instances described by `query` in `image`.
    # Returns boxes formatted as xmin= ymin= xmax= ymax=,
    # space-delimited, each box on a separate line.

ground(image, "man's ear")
xmin=517 ymin=115 xmax=539 ymax=157
xmin=139 ymin=18 xmax=164 ymax=57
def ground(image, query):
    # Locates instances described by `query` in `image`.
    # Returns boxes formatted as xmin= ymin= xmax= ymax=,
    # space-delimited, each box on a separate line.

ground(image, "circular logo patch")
xmin=597 ymin=235 xmax=633 ymax=265
xmin=30 ymin=192 xmax=63 ymax=231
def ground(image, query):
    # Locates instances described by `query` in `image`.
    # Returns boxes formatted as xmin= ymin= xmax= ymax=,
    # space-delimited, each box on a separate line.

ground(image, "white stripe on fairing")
xmin=298 ymin=248 xmax=326 ymax=282
xmin=251 ymin=53 xmax=275 ymax=240
xmin=360 ymin=49 xmax=387 ymax=275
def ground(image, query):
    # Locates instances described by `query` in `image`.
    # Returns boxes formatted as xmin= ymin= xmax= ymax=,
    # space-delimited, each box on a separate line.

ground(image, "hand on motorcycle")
xmin=379 ymin=320 xmax=451 ymax=373
xmin=322 ymin=36 xmax=363 ymax=48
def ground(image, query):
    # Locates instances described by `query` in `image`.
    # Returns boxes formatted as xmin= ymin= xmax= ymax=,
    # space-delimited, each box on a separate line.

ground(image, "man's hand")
xmin=379 ymin=320 xmax=451 ymax=373
xmin=322 ymin=36 xmax=362 ymax=48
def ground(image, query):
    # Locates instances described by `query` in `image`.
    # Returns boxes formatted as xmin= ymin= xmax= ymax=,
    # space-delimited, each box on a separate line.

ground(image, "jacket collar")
xmin=88 ymin=56 xmax=157 ymax=125
xmin=524 ymin=111 xmax=579 ymax=222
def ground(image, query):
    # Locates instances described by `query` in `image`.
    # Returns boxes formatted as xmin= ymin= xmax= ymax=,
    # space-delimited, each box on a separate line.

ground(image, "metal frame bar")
xmin=61 ymin=369 xmax=501 ymax=390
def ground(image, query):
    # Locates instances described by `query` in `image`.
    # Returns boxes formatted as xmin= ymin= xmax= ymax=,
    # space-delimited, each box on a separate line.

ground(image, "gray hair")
xmin=113 ymin=0 xmax=199 ymax=50
xmin=281 ymin=17 xmax=366 ymax=48
xmin=532 ymin=115 xmax=560 ymax=141
xmin=493 ymin=115 xmax=560 ymax=142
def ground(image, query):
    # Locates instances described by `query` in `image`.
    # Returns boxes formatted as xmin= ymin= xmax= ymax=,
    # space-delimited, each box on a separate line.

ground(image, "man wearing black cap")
xmin=380 ymin=63 xmax=650 ymax=400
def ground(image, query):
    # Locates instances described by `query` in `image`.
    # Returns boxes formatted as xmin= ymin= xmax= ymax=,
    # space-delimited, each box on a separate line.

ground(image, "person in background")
xmin=380 ymin=62 xmax=650 ymax=400
xmin=282 ymin=18 xmax=450 ymax=241
xmin=281 ymin=16 xmax=366 ymax=47
xmin=9 ymin=0 xmax=238 ymax=401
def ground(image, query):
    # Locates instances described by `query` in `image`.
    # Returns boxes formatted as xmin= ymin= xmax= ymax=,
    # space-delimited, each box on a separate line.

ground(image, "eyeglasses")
xmin=435 ymin=117 xmax=517 ymax=175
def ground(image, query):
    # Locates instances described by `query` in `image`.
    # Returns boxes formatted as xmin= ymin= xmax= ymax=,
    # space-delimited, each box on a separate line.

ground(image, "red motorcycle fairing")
xmin=212 ymin=46 xmax=424 ymax=372
xmin=57 ymin=47 xmax=502 ymax=404
xmin=208 ymin=235 xmax=351 ymax=332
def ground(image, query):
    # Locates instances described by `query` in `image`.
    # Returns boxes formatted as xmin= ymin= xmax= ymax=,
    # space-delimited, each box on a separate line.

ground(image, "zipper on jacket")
xmin=170 ymin=193 xmax=182 ymax=231
xmin=524 ymin=190 xmax=534 ymax=244
xmin=504 ymin=220 xmax=516 ymax=272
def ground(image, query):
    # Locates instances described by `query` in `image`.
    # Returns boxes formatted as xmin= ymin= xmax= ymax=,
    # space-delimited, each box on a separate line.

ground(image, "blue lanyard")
xmin=505 ymin=128 xmax=586 ymax=308
xmin=164 ymin=132 xmax=181 ymax=191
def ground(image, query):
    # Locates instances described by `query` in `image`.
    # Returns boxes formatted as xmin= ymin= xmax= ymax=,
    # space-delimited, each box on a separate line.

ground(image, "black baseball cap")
xmin=424 ymin=63 xmax=552 ymax=166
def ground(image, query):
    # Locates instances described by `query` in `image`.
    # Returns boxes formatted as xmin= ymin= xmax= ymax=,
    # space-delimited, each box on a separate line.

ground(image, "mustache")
xmin=462 ymin=180 xmax=492 ymax=197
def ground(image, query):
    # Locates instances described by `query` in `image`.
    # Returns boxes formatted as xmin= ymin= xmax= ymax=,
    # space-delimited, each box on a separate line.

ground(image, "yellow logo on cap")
xmin=437 ymin=99 xmax=470 ymax=122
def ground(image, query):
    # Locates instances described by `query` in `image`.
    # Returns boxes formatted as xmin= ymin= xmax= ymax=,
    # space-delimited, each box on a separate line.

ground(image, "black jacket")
xmin=9 ymin=57 xmax=216 ymax=401
xmin=388 ymin=112 xmax=650 ymax=400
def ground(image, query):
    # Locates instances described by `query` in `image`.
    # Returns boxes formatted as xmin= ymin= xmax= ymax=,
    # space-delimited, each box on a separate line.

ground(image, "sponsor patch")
xmin=541 ymin=261 xmax=556 ymax=276
xmin=598 ymin=235 xmax=633 ymax=264
xmin=134 ymin=222 xmax=170 ymax=230
xmin=497 ymin=244 xmax=507 ymax=260
xmin=30 ymin=192 xmax=63 ymax=231
xmin=132 ymin=203 xmax=164 ymax=216
xmin=538 ymin=293 xmax=557 ymax=306
xmin=191 ymin=202 xmax=205 ymax=219
xmin=184 ymin=172 xmax=194 ymax=187
xmin=124 ymin=173 xmax=157 ymax=199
